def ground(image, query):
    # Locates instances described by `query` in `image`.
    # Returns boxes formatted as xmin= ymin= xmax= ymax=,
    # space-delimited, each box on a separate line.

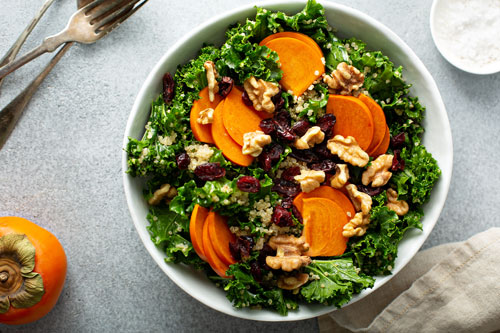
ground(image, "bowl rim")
xmin=122 ymin=0 xmax=453 ymax=321
xmin=429 ymin=0 xmax=500 ymax=75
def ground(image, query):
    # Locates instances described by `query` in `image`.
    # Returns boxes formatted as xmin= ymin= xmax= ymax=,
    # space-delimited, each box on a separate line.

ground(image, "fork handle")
xmin=0 ymin=42 xmax=73 ymax=150
xmin=0 ymin=32 xmax=68 ymax=80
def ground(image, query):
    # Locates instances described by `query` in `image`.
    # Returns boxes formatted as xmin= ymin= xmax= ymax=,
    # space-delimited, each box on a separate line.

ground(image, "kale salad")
xmin=126 ymin=0 xmax=441 ymax=315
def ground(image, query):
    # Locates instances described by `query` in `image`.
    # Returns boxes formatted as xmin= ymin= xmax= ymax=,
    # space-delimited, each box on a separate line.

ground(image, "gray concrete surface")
xmin=0 ymin=0 xmax=499 ymax=331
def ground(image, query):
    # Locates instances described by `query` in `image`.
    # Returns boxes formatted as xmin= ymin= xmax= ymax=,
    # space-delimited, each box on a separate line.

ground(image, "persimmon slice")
xmin=327 ymin=95 xmax=374 ymax=151
xmin=294 ymin=186 xmax=355 ymax=221
xmin=207 ymin=211 xmax=236 ymax=266
xmin=190 ymin=87 xmax=223 ymax=143
xmin=263 ymin=37 xmax=325 ymax=96
xmin=222 ymin=87 xmax=271 ymax=146
xmin=359 ymin=94 xmax=387 ymax=154
xmin=202 ymin=212 xmax=231 ymax=278
xmin=211 ymin=99 xmax=254 ymax=166
xmin=302 ymin=197 xmax=348 ymax=257
xmin=260 ymin=31 xmax=323 ymax=59
xmin=369 ymin=125 xmax=390 ymax=157
xmin=189 ymin=204 xmax=209 ymax=261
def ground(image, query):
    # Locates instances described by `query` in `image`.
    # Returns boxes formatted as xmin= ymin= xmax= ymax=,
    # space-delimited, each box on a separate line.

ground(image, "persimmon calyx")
xmin=0 ymin=234 xmax=45 ymax=313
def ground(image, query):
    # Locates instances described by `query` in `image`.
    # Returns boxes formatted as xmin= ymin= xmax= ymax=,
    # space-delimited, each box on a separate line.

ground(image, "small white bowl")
xmin=123 ymin=0 xmax=453 ymax=321
xmin=430 ymin=0 xmax=500 ymax=75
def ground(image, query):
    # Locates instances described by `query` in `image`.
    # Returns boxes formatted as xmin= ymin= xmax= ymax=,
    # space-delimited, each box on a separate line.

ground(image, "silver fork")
xmin=0 ymin=0 xmax=147 ymax=150
xmin=0 ymin=0 xmax=148 ymax=79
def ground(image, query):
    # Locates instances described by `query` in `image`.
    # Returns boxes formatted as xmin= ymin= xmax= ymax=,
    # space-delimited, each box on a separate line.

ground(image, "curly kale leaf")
xmin=301 ymin=258 xmax=374 ymax=307
xmin=348 ymin=197 xmax=423 ymax=275
xmin=344 ymin=38 xmax=427 ymax=146
xmin=126 ymin=46 xmax=220 ymax=177
xmin=220 ymin=262 xmax=298 ymax=315
xmin=147 ymin=206 xmax=204 ymax=268
xmin=391 ymin=145 xmax=441 ymax=205
xmin=217 ymin=18 xmax=282 ymax=83
xmin=169 ymin=174 xmax=278 ymax=220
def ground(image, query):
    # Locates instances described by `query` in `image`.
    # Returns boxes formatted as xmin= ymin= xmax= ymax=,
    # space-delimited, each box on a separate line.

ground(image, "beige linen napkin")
xmin=319 ymin=228 xmax=500 ymax=332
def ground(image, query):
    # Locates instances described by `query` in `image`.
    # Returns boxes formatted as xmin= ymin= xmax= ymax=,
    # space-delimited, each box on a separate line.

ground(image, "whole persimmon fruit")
xmin=0 ymin=216 xmax=67 ymax=325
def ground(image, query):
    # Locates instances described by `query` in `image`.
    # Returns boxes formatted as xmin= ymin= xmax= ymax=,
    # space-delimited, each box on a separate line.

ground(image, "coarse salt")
xmin=432 ymin=0 xmax=500 ymax=72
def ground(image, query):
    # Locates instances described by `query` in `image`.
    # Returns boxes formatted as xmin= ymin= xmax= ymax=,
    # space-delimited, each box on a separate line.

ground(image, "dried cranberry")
xmin=357 ymin=185 xmax=384 ymax=196
xmin=273 ymin=111 xmax=291 ymax=127
xmin=258 ymin=244 xmax=275 ymax=269
xmin=281 ymin=197 xmax=293 ymax=209
xmin=237 ymin=176 xmax=261 ymax=193
xmin=229 ymin=236 xmax=254 ymax=262
xmin=162 ymin=72 xmax=175 ymax=104
xmin=309 ymin=160 xmax=337 ymax=173
xmin=272 ymin=178 xmax=301 ymax=197
xmin=292 ymin=205 xmax=303 ymax=224
xmin=290 ymin=149 xmax=319 ymax=163
xmin=291 ymin=120 xmax=310 ymax=137
xmin=259 ymin=118 xmax=276 ymax=135
xmin=250 ymin=261 xmax=262 ymax=282
xmin=258 ymin=153 xmax=272 ymax=172
xmin=258 ymin=144 xmax=284 ymax=171
xmin=273 ymin=111 xmax=296 ymax=142
xmin=281 ymin=166 xmax=301 ymax=182
xmin=317 ymin=114 xmax=336 ymax=139
xmin=272 ymin=205 xmax=294 ymax=227
xmin=194 ymin=162 xmax=226 ymax=181
xmin=275 ymin=124 xmax=296 ymax=142
xmin=218 ymin=76 xmax=234 ymax=98
xmin=241 ymin=90 xmax=253 ymax=106
xmin=271 ymin=91 xmax=285 ymax=111
xmin=175 ymin=152 xmax=190 ymax=170
xmin=314 ymin=142 xmax=334 ymax=159
xmin=390 ymin=132 xmax=406 ymax=149
xmin=392 ymin=149 xmax=405 ymax=171
xmin=267 ymin=143 xmax=284 ymax=161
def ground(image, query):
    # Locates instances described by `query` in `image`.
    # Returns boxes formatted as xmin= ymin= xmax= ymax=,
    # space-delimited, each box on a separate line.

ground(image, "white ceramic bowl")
xmin=122 ymin=1 xmax=453 ymax=321
xmin=430 ymin=0 xmax=500 ymax=75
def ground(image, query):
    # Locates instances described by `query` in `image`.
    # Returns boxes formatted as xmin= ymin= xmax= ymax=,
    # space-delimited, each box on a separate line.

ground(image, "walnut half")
xmin=327 ymin=135 xmax=369 ymax=167
xmin=386 ymin=188 xmax=409 ymax=216
xmin=243 ymin=76 xmax=280 ymax=113
xmin=148 ymin=184 xmax=177 ymax=205
xmin=330 ymin=164 xmax=349 ymax=189
xmin=266 ymin=235 xmax=311 ymax=272
xmin=242 ymin=131 xmax=272 ymax=157
xmin=294 ymin=126 xmax=325 ymax=150
xmin=343 ymin=212 xmax=370 ymax=237
xmin=204 ymin=61 xmax=219 ymax=102
xmin=196 ymin=107 xmax=214 ymax=125
xmin=323 ymin=62 xmax=365 ymax=96
xmin=277 ymin=273 xmax=309 ymax=290
xmin=362 ymin=154 xmax=393 ymax=187
xmin=294 ymin=170 xmax=325 ymax=193
xmin=346 ymin=184 xmax=372 ymax=215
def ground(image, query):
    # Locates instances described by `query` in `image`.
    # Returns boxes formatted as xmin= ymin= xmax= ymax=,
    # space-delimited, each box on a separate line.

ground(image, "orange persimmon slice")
xmin=294 ymin=186 xmax=355 ymax=221
xmin=189 ymin=204 xmax=209 ymax=262
xmin=259 ymin=31 xmax=323 ymax=59
xmin=263 ymin=37 xmax=325 ymax=96
xmin=222 ymin=87 xmax=271 ymax=146
xmin=369 ymin=125 xmax=390 ymax=157
xmin=326 ymin=95 xmax=374 ymax=151
xmin=359 ymin=94 xmax=387 ymax=154
xmin=207 ymin=211 xmax=236 ymax=266
xmin=203 ymin=212 xmax=231 ymax=278
xmin=190 ymin=87 xmax=223 ymax=144
xmin=211 ymin=99 xmax=254 ymax=167
xmin=302 ymin=197 xmax=348 ymax=257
